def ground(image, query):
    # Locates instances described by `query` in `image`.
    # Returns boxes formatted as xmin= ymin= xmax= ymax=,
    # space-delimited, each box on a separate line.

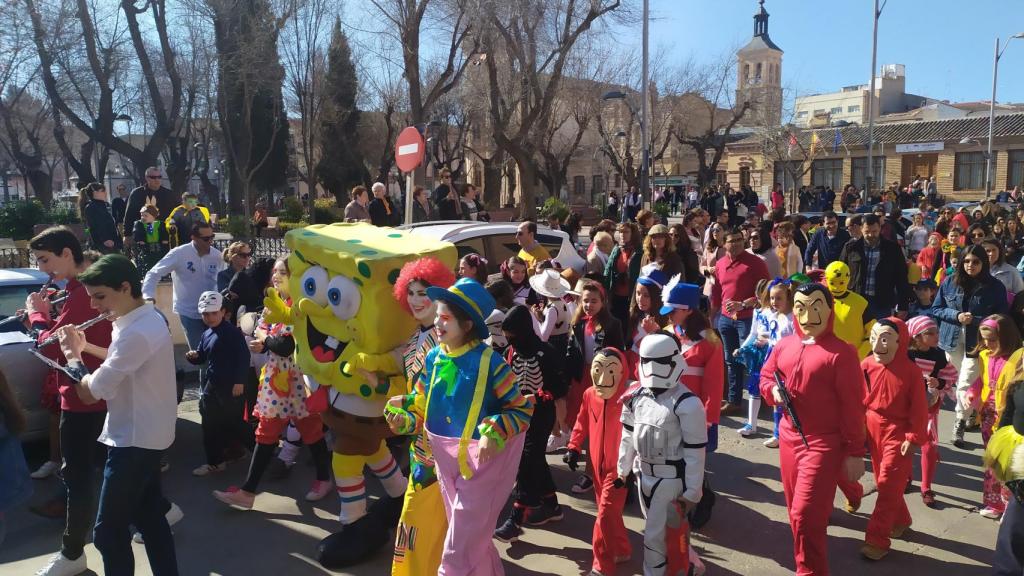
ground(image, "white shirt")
xmin=84 ymin=303 xmax=177 ymax=450
xmin=142 ymin=241 xmax=224 ymax=319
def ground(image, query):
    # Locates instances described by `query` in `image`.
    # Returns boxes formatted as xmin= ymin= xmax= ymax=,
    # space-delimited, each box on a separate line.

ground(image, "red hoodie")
xmin=861 ymin=318 xmax=929 ymax=446
xmin=759 ymin=297 xmax=867 ymax=457
xmin=568 ymin=361 xmax=630 ymax=478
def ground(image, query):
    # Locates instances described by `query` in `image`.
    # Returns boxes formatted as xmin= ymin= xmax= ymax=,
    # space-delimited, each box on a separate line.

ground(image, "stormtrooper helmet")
xmin=638 ymin=331 xmax=684 ymax=389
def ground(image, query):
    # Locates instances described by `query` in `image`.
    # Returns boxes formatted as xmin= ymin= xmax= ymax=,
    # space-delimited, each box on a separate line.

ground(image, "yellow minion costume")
xmin=273 ymin=223 xmax=456 ymax=568
xmin=825 ymin=261 xmax=874 ymax=359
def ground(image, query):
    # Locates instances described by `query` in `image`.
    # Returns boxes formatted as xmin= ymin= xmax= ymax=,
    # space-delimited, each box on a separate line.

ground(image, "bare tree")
xmin=671 ymin=52 xmax=749 ymax=189
xmin=365 ymin=0 xmax=474 ymax=127
xmin=24 ymin=0 xmax=187 ymax=187
xmin=281 ymin=0 xmax=334 ymax=215
xmin=477 ymin=0 xmax=623 ymax=218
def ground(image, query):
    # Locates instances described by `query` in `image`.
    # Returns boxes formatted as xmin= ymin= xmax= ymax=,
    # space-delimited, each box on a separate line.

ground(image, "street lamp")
xmin=865 ymin=0 xmax=887 ymax=197
xmin=985 ymin=32 xmax=1024 ymax=199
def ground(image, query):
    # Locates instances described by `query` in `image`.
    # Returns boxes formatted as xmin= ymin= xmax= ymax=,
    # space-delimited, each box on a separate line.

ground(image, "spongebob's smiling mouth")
xmin=307 ymin=316 xmax=347 ymax=363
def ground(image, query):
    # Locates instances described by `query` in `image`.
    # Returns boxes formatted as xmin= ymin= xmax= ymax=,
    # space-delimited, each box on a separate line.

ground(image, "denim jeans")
xmin=179 ymin=314 xmax=206 ymax=382
xmin=718 ymin=315 xmax=752 ymax=405
xmin=94 ymin=446 xmax=178 ymax=576
xmin=60 ymin=410 xmax=106 ymax=560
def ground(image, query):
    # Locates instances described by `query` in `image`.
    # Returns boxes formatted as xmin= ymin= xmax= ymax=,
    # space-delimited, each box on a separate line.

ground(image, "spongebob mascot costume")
xmin=824 ymin=261 xmax=875 ymax=360
xmin=265 ymin=223 xmax=457 ymax=568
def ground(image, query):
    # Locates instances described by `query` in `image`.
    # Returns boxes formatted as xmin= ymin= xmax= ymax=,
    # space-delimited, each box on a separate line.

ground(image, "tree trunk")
xmin=25 ymin=169 xmax=53 ymax=203
xmin=513 ymin=153 xmax=537 ymax=219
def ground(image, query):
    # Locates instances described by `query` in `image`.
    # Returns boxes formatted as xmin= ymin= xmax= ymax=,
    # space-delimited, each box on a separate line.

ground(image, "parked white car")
xmin=401 ymin=221 xmax=586 ymax=275
xmin=0 ymin=268 xmax=52 ymax=441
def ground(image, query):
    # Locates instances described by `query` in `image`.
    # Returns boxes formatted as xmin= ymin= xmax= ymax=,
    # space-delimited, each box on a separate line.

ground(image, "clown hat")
xmin=426 ymin=277 xmax=495 ymax=340
xmin=658 ymin=274 xmax=701 ymax=316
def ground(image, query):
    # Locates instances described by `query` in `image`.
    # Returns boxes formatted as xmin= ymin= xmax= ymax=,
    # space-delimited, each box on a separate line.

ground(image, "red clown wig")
xmin=393 ymin=257 xmax=457 ymax=314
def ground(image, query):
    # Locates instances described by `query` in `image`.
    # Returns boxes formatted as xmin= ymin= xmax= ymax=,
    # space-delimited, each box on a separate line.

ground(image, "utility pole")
xmin=865 ymin=0 xmax=884 ymax=196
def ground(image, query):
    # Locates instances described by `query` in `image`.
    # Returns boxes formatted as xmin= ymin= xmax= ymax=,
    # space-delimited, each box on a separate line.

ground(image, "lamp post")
xmin=865 ymin=0 xmax=886 ymax=197
xmin=640 ymin=0 xmax=649 ymax=208
xmin=985 ymin=32 xmax=1024 ymax=199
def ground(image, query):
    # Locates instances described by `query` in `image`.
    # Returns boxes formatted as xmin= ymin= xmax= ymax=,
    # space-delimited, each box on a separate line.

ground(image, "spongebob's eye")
xmin=300 ymin=266 xmax=329 ymax=305
xmin=327 ymin=275 xmax=360 ymax=320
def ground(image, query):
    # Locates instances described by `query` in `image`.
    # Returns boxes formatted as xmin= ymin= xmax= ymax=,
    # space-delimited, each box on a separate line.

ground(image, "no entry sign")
xmin=395 ymin=126 xmax=425 ymax=173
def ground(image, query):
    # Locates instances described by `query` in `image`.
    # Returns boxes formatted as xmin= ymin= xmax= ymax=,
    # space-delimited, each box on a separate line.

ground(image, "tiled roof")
xmin=730 ymin=113 xmax=1024 ymax=148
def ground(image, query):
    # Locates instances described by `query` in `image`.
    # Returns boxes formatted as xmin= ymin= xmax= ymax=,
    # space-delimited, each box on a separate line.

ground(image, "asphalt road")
xmin=1 ymin=386 xmax=999 ymax=576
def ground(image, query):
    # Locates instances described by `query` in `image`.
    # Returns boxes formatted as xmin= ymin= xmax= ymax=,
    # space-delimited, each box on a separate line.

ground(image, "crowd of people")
xmin=3 ymin=174 xmax=1024 ymax=576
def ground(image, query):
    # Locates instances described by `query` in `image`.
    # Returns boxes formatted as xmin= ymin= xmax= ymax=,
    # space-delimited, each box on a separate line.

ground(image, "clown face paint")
xmin=793 ymin=290 xmax=831 ymax=339
xmin=435 ymin=301 xmax=469 ymax=348
xmin=825 ymin=261 xmax=850 ymax=295
xmin=407 ymin=280 xmax=435 ymax=327
xmin=870 ymin=322 xmax=899 ymax=364
xmin=591 ymin=351 xmax=625 ymax=400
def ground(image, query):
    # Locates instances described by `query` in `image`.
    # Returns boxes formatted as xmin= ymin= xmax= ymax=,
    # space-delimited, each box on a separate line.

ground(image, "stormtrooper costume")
xmin=619 ymin=331 xmax=707 ymax=576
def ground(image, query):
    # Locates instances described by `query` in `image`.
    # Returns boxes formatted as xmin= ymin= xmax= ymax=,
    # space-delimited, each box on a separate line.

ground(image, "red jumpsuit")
xmin=568 ymin=383 xmax=631 ymax=575
xmin=760 ymin=323 xmax=866 ymax=576
xmin=861 ymin=320 xmax=929 ymax=551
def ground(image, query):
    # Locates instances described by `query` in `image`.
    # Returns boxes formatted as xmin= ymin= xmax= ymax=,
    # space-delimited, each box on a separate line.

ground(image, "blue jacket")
xmin=928 ymin=275 xmax=1008 ymax=352
xmin=803 ymin=228 xmax=850 ymax=269
xmin=190 ymin=321 xmax=251 ymax=397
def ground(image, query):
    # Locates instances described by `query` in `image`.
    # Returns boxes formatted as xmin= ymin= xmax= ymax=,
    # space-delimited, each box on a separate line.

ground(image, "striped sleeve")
xmin=936 ymin=360 xmax=959 ymax=399
xmin=479 ymin=354 xmax=534 ymax=441
xmin=400 ymin=348 xmax=435 ymax=435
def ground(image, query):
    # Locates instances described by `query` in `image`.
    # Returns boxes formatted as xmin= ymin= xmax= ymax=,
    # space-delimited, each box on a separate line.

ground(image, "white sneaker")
xmin=35 ymin=552 xmax=86 ymax=576
xmin=545 ymin=432 xmax=567 ymax=454
xmin=31 ymin=460 xmax=61 ymax=480
xmin=133 ymin=502 xmax=184 ymax=543
xmin=763 ymin=437 xmax=779 ymax=448
xmin=192 ymin=463 xmax=227 ymax=477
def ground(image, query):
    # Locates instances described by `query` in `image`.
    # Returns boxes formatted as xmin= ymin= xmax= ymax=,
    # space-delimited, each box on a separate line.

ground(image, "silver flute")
xmin=35 ymin=311 xmax=113 ymax=348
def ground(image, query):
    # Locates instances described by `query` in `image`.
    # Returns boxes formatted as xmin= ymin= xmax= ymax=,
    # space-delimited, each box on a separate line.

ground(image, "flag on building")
xmin=833 ymin=130 xmax=842 ymax=154
xmin=787 ymin=133 xmax=797 ymax=158
xmin=810 ymin=132 xmax=820 ymax=156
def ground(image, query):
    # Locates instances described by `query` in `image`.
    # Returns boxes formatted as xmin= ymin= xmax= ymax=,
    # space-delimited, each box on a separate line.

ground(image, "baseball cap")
xmin=197 ymin=291 xmax=224 ymax=314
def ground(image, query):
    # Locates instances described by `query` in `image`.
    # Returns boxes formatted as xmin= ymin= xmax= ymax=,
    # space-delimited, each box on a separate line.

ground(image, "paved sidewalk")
xmin=0 ymin=396 xmax=998 ymax=575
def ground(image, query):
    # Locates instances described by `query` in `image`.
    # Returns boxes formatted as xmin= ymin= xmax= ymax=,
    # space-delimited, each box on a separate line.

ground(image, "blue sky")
xmin=635 ymin=0 xmax=1024 ymax=104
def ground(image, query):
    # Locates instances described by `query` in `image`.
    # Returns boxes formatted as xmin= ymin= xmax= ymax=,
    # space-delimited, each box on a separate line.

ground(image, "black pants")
xmin=512 ymin=400 xmax=557 ymax=508
xmin=199 ymin=392 xmax=254 ymax=466
xmin=60 ymin=410 xmax=107 ymax=560
xmin=994 ymin=495 xmax=1024 ymax=576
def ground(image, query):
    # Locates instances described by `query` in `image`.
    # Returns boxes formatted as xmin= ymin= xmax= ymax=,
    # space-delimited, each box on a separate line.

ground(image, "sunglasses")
xmin=196 ymin=234 xmax=215 ymax=242
xmin=237 ymin=251 xmax=252 ymax=257
xmin=146 ymin=175 xmax=160 ymax=180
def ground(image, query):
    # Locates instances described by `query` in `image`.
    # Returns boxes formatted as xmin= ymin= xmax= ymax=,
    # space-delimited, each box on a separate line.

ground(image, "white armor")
xmin=619 ymin=332 xmax=708 ymax=576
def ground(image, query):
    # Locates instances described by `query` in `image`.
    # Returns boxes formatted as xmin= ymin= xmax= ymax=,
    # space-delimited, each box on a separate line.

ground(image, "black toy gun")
xmin=773 ymin=370 xmax=809 ymax=448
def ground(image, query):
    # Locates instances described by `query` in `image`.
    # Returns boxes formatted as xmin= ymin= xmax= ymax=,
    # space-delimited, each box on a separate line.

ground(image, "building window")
xmin=573 ymin=175 xmax=586 ymax=196
xmin=955 ymin=152 xmax=987 ymax=190
xmin=851 ymin=156 xmax=886 ymax=190
xmin=740 ymin=166 xmax=751 ymax=188
xmin=773 ymin=161 xmax=804 ymax=193
xmin=592 ymin=175 xmax=604 ymax=204
xmin=1009 ymin=150 xmax=1024 ymax=189
xmin=829 ymin=107 xmax=842 ymax=115
xmin=796 ymin=111 xmax=808 ymax=119
xmin=813 ymin=109 xmax=825 ymax=115
xmin=848 ymin=105 xmax=861 ymax=113
xmin=812 ymin=159 xmax=843 ymax=191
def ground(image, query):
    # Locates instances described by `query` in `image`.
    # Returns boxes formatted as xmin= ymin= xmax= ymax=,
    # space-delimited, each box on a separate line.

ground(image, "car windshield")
xmin=0 ymin=283 xmax=42 ymax=319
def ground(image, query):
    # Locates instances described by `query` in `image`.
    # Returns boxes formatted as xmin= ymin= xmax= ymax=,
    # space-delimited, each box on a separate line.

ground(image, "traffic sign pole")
xmin=394 ymin=126 xmax=426 ymax=226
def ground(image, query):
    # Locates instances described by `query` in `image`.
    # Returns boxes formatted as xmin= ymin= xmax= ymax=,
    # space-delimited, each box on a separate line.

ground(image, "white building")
xmin=793 ymin=64 xmax=930 ymax=128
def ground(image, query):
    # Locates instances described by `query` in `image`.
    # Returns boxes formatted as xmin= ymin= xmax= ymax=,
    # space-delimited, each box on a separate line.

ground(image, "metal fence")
xmin=0 ymin=237 xmax=293 ymax=271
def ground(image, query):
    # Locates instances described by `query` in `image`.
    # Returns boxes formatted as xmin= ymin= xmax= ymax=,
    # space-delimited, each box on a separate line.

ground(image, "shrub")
xmin=0 ymin=200 xmax=47 ymax=240
xmin=280 ymin=196 xmax=305 ymax=222
xmin=652 ymin=201 xmax=670 ymax=218
xmin=277 ymin=220 xmax=308 ymax=232
xmin=46 ymin=202 xmax=82 ymax=225
xmin=313 ymin=197 xmax=342 ymax=223
xmin=221 ymin=217 xmax=250 ymax=239
xmin=540 ymin=197 xmax=570 ymax=223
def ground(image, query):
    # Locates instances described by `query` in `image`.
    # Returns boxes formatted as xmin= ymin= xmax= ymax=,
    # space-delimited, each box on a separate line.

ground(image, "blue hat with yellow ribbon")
xmin=426 ymin=277 xmax=495 ymax=340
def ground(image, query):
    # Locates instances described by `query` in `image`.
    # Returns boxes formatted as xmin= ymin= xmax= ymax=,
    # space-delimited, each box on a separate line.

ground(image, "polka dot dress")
xmin=254 ymin=321 xmax=310 ymax=420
